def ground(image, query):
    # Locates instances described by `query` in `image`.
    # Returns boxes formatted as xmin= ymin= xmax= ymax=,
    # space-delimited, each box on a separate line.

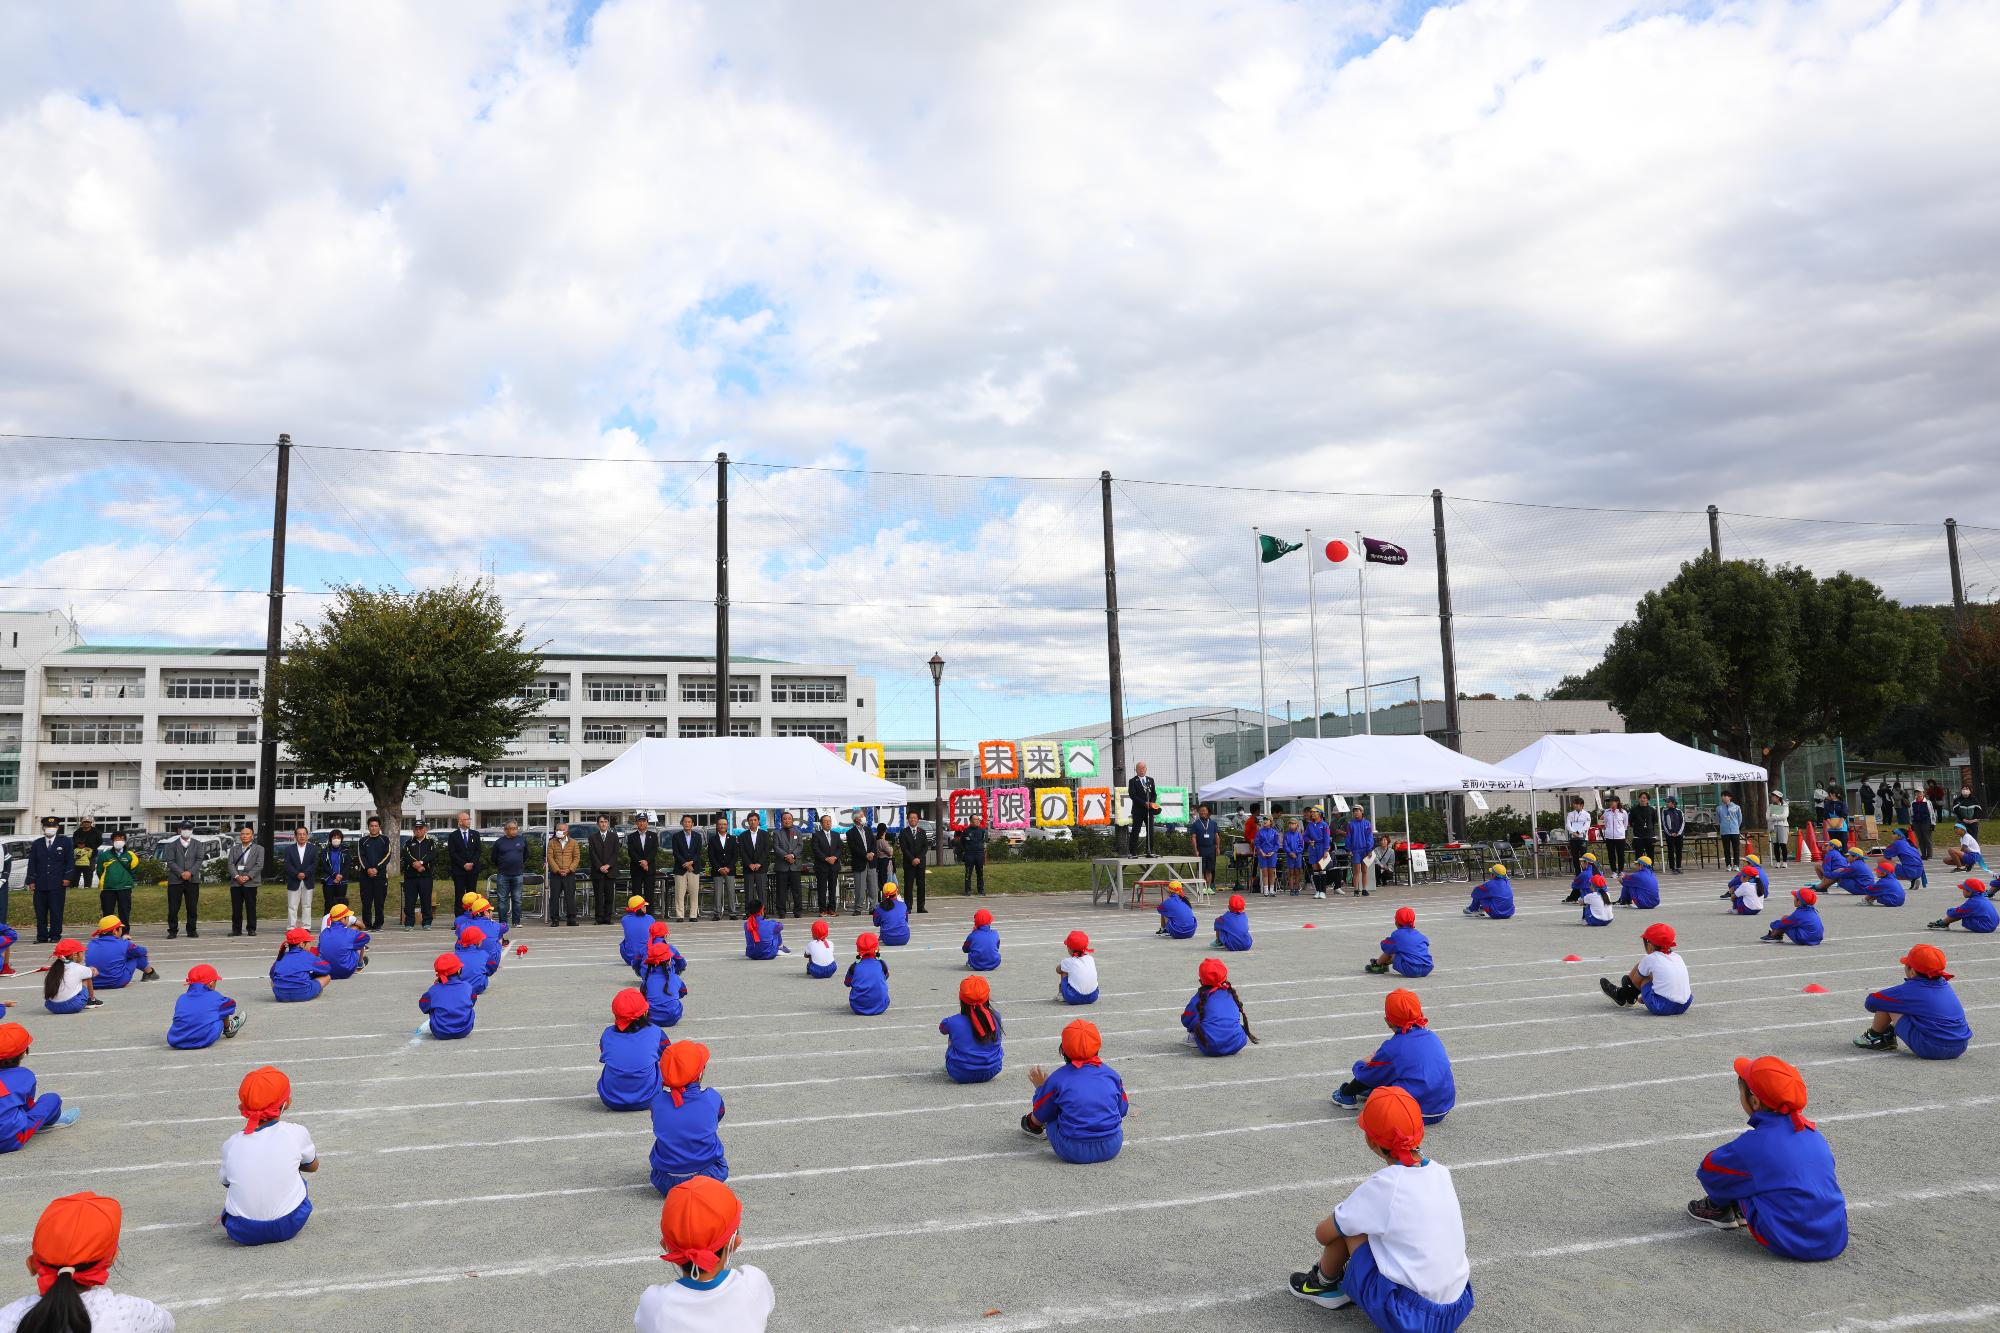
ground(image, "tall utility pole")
xmin=715 ymin=453 xmax=730 ymax=745
xmin=1707 ymin=505 xmax=1722 ymax=563
xmin=1100 ymin=471 xmax=1128 ymax=789
xmin=1432 ymin=490 xmax=1464 ymax=836
xmin=254 ymin=433 xmax=292 ymax=872
xmin=1946 ymin=518 xmax=1985 ymax=801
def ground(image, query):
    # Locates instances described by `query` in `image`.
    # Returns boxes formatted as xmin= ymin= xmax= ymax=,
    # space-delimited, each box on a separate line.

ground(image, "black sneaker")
xmin=1854 ymin=1029 xmax=1897 ymax=1051
xmin=1599 ymin=977 xmax=1633 ymax=1006
xmin=84 ymin=998 xmax=105 ymax=1009
xmin=1686 ymin=1198 xmax=1745 ymax=1229
xmin=1288 ymin=1265 xmax=1351 ymax=1309
xmin=141 ymin=969 xmax=159 ymax=982
xmin=1019 ymin=1114 xmax=1045 ymax=1139
xmin=1927 ymin=919 xmax=1951 ymax=931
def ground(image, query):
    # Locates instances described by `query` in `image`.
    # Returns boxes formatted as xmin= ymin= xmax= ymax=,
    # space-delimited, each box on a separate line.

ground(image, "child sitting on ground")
xmin=1180 ymin=957 xmax=1258 ymax=1056
xmin=1465 ymin=864 xmax=1514 ymax=919
xmin=1600 ymin=922 xmax=1692 ymax=1014
xmin=804 ymin=919 xmax=838 ymax=978
xmin=641 ymin=940 xmax=688 ymax=1028
xmin=871 ymin=884 xmax=911 ymax=946
xmin=472 ymin=896 xmax=507 ymax=972
xmin=1686 ymin=1056 xmax=1848 ymax=1260
xmin=844 ymin=933 xmax=890 ymax=1016
xmin=1862 ymin=860 xmax=1906 ymax=907
xmin=962 ymin=908 xmax=1001 ymax=971
xmin=1331 ymin=989 xmax=1454 ymax=1122
xmin=1367 ymin=908 xmax=1433 ymax=977
xmin=621 ymin=894 xmax=657 ymax=969
xmin=1929 ymin=879 xmax=1998 ymax=933
xmin=269 ymin=929 xmax=331 ymax=1002
xmin=0 ymin=921 xmax=14 ymax=976
xmin=1616 ymin=856 xmax=1661 ymax=909
xmin=219 ymin=1066 xmax=318 ymax=1245
xmin=318 ymin=904 xmax=370 ymax=978
xmin=1725 ymin=864 xmax=1767 ymax=915
xmin=1212 ymin=894 xmax=1253 ymax=951
xmin=1885 ymin=826 xmax=1926 ymax=889
xmin=3 ymin=1192 xmax=171 ymax=1331
xmin=453 ymin=926 xmax=492 ymax=997
xmin=1155 ymin=882 xmax=1198 ymax=939
xmin=1814 ymin=844 xmax=1872 ymax=897
xmin=1855 ymin=944 xmax=1971 ymax=1058
xmin=0 ymin=1023 xmax=81 ymax=1149
xmin=940 ymin=976 xmax=1004 ymax=1084
xmin=650 ymin=1042 xmax=727 ymax=1194
xmin=417 ymin=953 xmax=476 ymax=1040
xmin=599 ymin=988 xmax=665 ymax=1110
xmin=742 ymin=901 xmax=784 ymax=961
xmin=83 ymin=917 xmax=157 ymax=989
xmin=1021 ymin=1019 xmax=1129 ymax=1164
xmin=43 ymin=941 xmax=100 ymax=1013
xmin=1057 ymin=930 xmax=1099 ymax=1005
xmin=1564 ymin=852 xmax=1600 ymax=903
xmin=634 ymin=1177 xmax=775 ymax=1333
xmin=1288 ymin=1085 xmax=1473 ymax=1327
xmin=168 ymin=964 xmax=244 ymax=1048
xmin=1761 ymin=888 xmax=1824 ymax=945
xmin=1579 ymin=871 xmax=1615 ymax=926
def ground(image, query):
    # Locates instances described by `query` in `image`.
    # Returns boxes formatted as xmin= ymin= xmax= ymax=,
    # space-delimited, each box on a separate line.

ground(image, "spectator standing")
xmin=159 ymin=821 xmax=205 ymax=939
xmin=588 ymin=815 xmax=622 ymax=924
xmin=546 ymin=822 xmax=581 ymax=927
xmin=1628 ymin=792 xmax=1658 ymax=865
xmin=448 ymin=813 xmax=483 ymax=906
xmin=627 ymin=814 xmax=660 ymax=915
xmin=669 ymin=815 xmax=702 ymax=923
xmin=1878 ymin=784 xmax=1895 ymax=824
xmin=1858 ymin=780 xmax=1877 ymax=826
xmin=1894 ymin=782 xmax=1911 ymax=825
xmin=1127 ymin=762 xmax=1160 ymax=856
xmin=228 ymin=824 xmax=264 ymax=936
xmin=1822 ymin=788 xmax=1849 ymax=846
xmin=1911 ymin=789 xmax=1937 ymax=858
xmin=1564 ymin=797 xmax=1592 ymax=874
xmin=1952 ymin=786 xmax=1983 ymax=838
xmin=706 ymin=816 xmax=739 ymax=920
xmin=71 ymin=816 xmax=101 ymax=895
xmin=1601 ymin=798 xmax=1630 ymax=873
xmin=774 ymin=811 xmax=805 ymax=918
xmin=811 ymin=814 xmax=842 ymax=915
xmin=1768 ymin=791 xmax=1791 ymax=865
xmin=957 ymin=814 xmax=989 ymax=897
xmin=319 ymin=830 xmax=352 ymax=911
xmin=873 ymin=824 xmax=895 ymax=896
xmin=27 ymin=818 xmax=74 ymax=945
xmin=356 ymin=816 xmax=392 ymax=931
xmin=95 ymin=833 xmax=140 ymax=929
xmin=1717 ymin=792 xmax=1744 ymax=864
xmin=1661 ymin=796 xmax=1686 ymax=875
xmin=400 ymin=820 xmax=436 ymax=930
xmin=491 ymin=820 xmax=528 ymax=927
xmin=897 ymin=817 xmax=928 ymax=914
xmin=280 ymin=827 xmax=319 ymax=928
xmin=845 ymin=811 xmax=875 ymax=912
xmin=1190 ymin=804 xmax=1220 ymax=891
xmin=736 ymin=813 xmax=771 ymax=919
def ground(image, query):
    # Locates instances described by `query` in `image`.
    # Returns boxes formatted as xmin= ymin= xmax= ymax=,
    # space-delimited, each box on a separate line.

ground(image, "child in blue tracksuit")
xmin=1725 ymin=864 xmax=1767 ymax=915
xmin=1303 ymin=814 xmax=1332 ymax=898
xmin=1465 ymin=865 xmax=1514 ymax=919
xmin=620 ymin=896 xmax=656 ymax=969
xmin=805 ymin=918 xmax=838 ymax=978
xmin=845 ymin=933 xmax=890 ymax=1015
xmin=962 ymin=908 xmax=1001 ymax=970
xmin=641 ymin=940 xmax=688 ymax=1027
xmin=1155 ymin=883 xmax=1197 ymax=939
xmin=0 ymin=922 xmax=15 ymax=976
xmin=872 ymin=886 xmax=911 ymax=946
xmin=417 ymin=954 xmax=477 ymax=1040
xmin=1212 ymin=894 xmax=1253 ymax=951
xmin=940 ymin=976 xmax=1004 ymax=1084
xmin=473 ymin=900 xmax=507 ymax=972
xmin=317 ymin=904 xmax=370 ymax=978
xmin=1281 ymin=821 xmax=1306 ymax=893
xmin=1616 ymin=856 xmax=1661 ymax=908
xmin=651 ymin=1041 xmax=727 ymax=1194
xmin=1762 ymin=888 xmax=1824 ymax=945
xmin=1057 ymin=931 xmax=1099 ymax=1004
xmin=270 ymin=929 xmax=332 ymax=1001
xmin=1367 ymin=908 xmax=1433 ymax=977
xmin=168 ymin=964 xmax=243 ymax=1049
xmin=1021 ymin=1019 xmax=1129 ymax=1164
xmin=1254 ymin=822 xmax=1281 ymax=895
xmin=1856 ymin=944 xmax=1971 ymax=1058
xmin=599 ymin=988 xmax=665 ymax=1109
xmin=1862 ymin=861 xmax=1906 ymax=907
xmin=1181 ymin=957 xmax=1256 ymax=1056
xmin=1817 ymin=845 xmax=1873 ymax=897
xmin=0 ymin=1022 xmax=78 ymax=1149
xmin=742 ymin=902 xmax=784 ymax=960
xmin=1330 ymin=989 xmax=1454 ymax=1122
xmin=1688 ymin=1056 xmax=1847 ymax=1259
xmin=1931 ymin=879 xmax=1999 ymax=933
xmin=1564 ymin=853 xmax=1600 ymax=903
xmin=1886 ymin=829 xmax=1926 ymax=888
xmin=84 ymin=917 xmax=156 ymax=989
xmin=640 ymin=921 xmax=689 ymax=980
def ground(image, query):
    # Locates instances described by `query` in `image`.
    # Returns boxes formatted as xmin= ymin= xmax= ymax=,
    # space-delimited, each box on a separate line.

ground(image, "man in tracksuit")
xmin=957 ymin=815 xmax=988 ymax=897
xmin=357 ymin=815 xmax=394 ymax=931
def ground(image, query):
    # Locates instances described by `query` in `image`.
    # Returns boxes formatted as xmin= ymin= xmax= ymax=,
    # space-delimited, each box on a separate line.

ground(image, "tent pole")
xmin=1526 ymin=788 xmax=1536 ymax=879
xmin=1403 ymin=792 xmax=1414 ymax=886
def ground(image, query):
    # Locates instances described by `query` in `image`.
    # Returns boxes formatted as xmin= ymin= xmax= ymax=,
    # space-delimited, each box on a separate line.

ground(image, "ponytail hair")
xmin=1196 ymin=981 xmax=1260 ymax=1046
xmin=961 ymin=998 xmax=1000 ymax=1044
xmin=19 ymin=1269 xmax=93 ymax=1333
xmin=42 ymin=958 xmax=68 ymax=1004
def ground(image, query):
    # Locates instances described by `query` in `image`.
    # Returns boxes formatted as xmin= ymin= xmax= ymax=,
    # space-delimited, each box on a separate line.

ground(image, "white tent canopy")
xmin=544 ymin=737 xmax=908 ymax=812
xmin=1198 ymin=734 xmax=1530 ymax=802
xmin=1496 ymin=732 xmax=1768 ymax=790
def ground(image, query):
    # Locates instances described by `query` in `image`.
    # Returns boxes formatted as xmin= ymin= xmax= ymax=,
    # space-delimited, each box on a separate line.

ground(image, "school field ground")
xmin=1 ymin=871 xmax=1994 ymax=1331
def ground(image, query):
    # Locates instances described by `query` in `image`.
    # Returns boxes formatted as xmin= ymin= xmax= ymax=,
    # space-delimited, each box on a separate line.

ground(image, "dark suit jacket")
xmin=845 ymin=824 xmax=874 ymax=871
xmin=669 ymin=830 xmax=703 ymax=875
xmin=449 ymin=828 xmax=483 ymax=873
xmin=811 ymin=829 xmax=843 ymax=868
xmin=899 ymin=826 xmax=929 ymax=865
xmin=704 ymin=832 xmax=736 ymax=876
xmin=281 ymin=842 xmax=321 ymax=885
xmin=955 ymin=826 xmax=988 ymax=864
xmin=588 ymin=829 xmax=623 ymax=877
xmin=26 ymin=836 xmax=74 ymax=891
xmin=626 ymin=830 xmax=661 ymax=875
xmin=736 ymin=830 xmax=772 ymax=871
xmin=1128 ymin=775 xmax=1159 ymax=824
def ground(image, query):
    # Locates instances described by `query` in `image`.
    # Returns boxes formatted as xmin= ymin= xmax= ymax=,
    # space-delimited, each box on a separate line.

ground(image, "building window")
xmin=774 ymin=719 xmax=847 ymax=742
xmin=770 ymin=676 xmax=845 ymax=704
xmin=679 ymin=676 xmax=758 ymax=704
xmin=162 ymin=723 xmax=256 ymax=745
xmin=160 ymin=766 xmax=256 ymax=792
xmin=584 ymin=679 xmax=668 ymax=703
xmin=162 ymin=675 xmax=260 ymax=700
xmin=108 ymin=766 xmax=140 ymax=790
xmin=582 ymin=723 xmax=629 ymax=745
xmin=47 ymin=768 xmax=100 ymax=790
xmin=518 ymin=679 xmax=570 ymax=702
xmin=886 ymin=761 xmax=921 ymax=785
xmin=480 ymin=765 xmax=569 ymax=788
xmin=44 ymin=673 xmax=145 ymax=699
xmin=45 ymin=721 xmax=144 ymax=746
xmin=677 ymin=719 xmax=716 ymax=739
xmin=729 ymin=719 xmax=760 ymax=738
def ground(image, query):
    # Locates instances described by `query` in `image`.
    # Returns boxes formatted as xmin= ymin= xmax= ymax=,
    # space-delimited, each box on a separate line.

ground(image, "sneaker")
xmin=49 ymin=1107 xmax=81 ymax=1131
xmin=1329 ymin=1088 xmax=1360 ymax=1109
xmin=1364 ymin=961 xmax=1390 ymax=975
xmin=1328 ymin=886 xmax=1345 ymax=896
xmin=1314 ymin=891 xmax=1326 ymax=900
xmin=1927 ymin=919 xmax=1951 ymax=930
xmin=1019 ymin=1114 xmax=1045 ymax=1139
xmin=1686 ymin=1198 xmax=1744 ymax=1229
xmin=1289 ymin=1265 xmax=1351 ymax=1309
xmin=223 ymin=1014 xmax=246 ymax=1038
xmin=1854 ymin=1029 xmax=1897 ymax=1050
xmin=1599 ymin=977 xmax=1632 ymax=1006
xmin=84 ymin=998 xmax=105 ymax=1009
xmin=1181 ymin=1031 xmax=1199 ymax=1047
xmin=141 ymin=969 xmax=159 ymax=981
xmin=1463 ymin=905 xmax=1479 ymax=915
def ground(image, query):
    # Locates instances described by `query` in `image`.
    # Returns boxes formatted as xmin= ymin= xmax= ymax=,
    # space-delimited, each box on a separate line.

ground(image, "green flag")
xmin=1258 ymin=533 xmax=1302 ymax=564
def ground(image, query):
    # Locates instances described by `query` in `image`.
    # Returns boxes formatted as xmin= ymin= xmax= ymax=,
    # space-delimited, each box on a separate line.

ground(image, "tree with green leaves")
xmin=269 ymin=582 xmax=546 ymax=842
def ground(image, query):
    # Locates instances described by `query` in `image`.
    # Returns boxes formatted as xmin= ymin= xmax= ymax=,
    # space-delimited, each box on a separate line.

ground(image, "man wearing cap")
xmin=357 ymin=814 xmax=393 ymax=931
xmin=400 ymin=820 xmax=437 ymax=930
xmin=94 ymin=830 xmax=141 ymax=930
xmin=1856 ymin=944 xmax=1971 ymax=1058
xmin=159 ymin=820 xmax=206 ymax=940
xmin=448 ymin=811 xmax=483 ymax=906
xmin=1687 ymin=1056 xmax=1847 ymax=1259
xmin=26 ymin=818 xmax=75 ymax=945
xmin=590 ymin=814 xmax=624 ymax=924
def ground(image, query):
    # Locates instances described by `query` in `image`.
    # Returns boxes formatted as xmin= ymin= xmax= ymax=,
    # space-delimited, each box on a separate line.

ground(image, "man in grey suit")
xmin=227 ymin=824 xmax=265 ymax=936
xmin=159 ymin=819 xmax=206 ymax=939
xmin=772 ymin=811 xmax=804 ymax=919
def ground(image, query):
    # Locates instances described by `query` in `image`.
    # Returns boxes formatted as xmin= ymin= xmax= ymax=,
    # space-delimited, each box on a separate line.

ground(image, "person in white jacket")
xmin=1565 ymin=798 xmax=1594 ymax=875
xmin=1601 ymin=799 xmax=1631 ymax=873
xmin=1767 ymin=792 xmax=1791 ymax=865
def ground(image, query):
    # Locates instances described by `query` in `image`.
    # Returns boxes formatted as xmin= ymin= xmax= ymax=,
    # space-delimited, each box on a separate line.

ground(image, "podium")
xmin=1090 ymin=856 xmax=1207 ymax=908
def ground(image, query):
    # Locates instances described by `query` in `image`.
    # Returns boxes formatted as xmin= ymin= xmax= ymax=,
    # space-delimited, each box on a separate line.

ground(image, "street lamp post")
xmin=928 ymin=653 xmax=945 ymax=867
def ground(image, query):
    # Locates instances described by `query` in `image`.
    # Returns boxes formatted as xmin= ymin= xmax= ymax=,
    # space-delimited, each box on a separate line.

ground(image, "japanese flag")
xmin=1309 ymin=536 xmax=1351 ymax=577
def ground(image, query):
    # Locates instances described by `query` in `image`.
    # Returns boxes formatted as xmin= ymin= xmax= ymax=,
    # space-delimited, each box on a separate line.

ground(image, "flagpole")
xmin=1356 ymin=529 xmax=1372 ymax=735
xmin=1253 ymin=527 xmax=1271 ymax=769
xmin=1306 ymin=528 xmax=1322 ymax=739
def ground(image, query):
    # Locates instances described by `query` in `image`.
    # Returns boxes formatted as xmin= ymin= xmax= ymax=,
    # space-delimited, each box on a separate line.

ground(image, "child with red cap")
xmin=472 ymin=896 xmax=508 ymax=971
xmin=83 ymin=916 xmax=156 ymax=989
xmin=641 ymin=940 xmax=689 ymax=1027
xmin=1855 ymin=944 xmax=1971 ymax=1057
xmin=1724 ymin=863 xmax=1768 ymax=915
xmin=962 ymin=908 xmax=1001 ymax=971
xmin=872 ymin=883 xmax=911 ymax=946
xmin=844 ymin=933 xmax=891 ymax=1015
xmin=1056 ymin=930 xmax=1099 ymax=1005
xmin=621 ymin=894 xmax=658 ymax=970
xmin=1212 ymin=895 xmax=1253 ymax=952
xmin=167 ymin=965 xmax=244 ymax=1049
xmin=0 ymin=1022 xmax=81 ymax=1149
xmin=0 ymin=1192 xmax=171 ymax=1330
xmin=42 ymin=940 xmax=100 ymax=1013
xmin=650 ymin=1042 xmax=727 ymax=1193
xmin=219 ymin=1066 xmax=318 ymax=1245
xmin=318 ymin=903 xmax=371 ymax=978
xmin=453 ymin=926 xmax=493 ymax=997
xmin=941 ymin=976 xmax=1005 ymax=1083
xmin=1464 ymin=864 xmax=1514 ymax=919
xmin=1331 ymin=989 xmax=1455 ymax=1122
xmin=1367 ymin=908 xmax=1434 ymax=977
xmin=1181 ymin=958 xmax=1258 ymax=1056
xmin=1563 ymin=851 xmax=1600 ymax=903
xmin=269 ymin=929 xmax=331 ymax=1002
xmin=0 ymin=921 xmax=15 ymax=977
xmin=600 ymin=987 xmax=666 ymax=1110
xmin=804 ymin=919 xmax=837 ymax=978
xmin=1929 ymin=879 xmax=1998 ymax=933
xmin=1861 ymin=860 xmax=1907 ymax=907
xmin=1599 ymin=922 xmax=1692 ymax=1014
xmin=1155 ymin=881 xmax=1197 ymax=939
xmin=1761 ymin=888 xmax=1824 ymax=945
xmin=647 ymin=920 xmax=690 ymax=979
xmin=742 ymin=901 xmax=785 ymax=961
xmin=635 ymin=1177 xmax=774 ymax=1332
xmin=417 ymin=953 xmax=477 ymax=1040
xmin=1687 ymin=1055 xmax=1848 ymax=1259
xmin=1289 ymin=1085 xmax=1473 ymax=1326
xmin=1021 ymin=1019 xmax=1128 ymax=1163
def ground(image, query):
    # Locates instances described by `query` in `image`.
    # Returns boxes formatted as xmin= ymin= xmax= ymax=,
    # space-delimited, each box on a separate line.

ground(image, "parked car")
xmin=0 ymin=837 xmax=35 ymax=892
xmin=1025 ymin=827 xmax=1073 ymax=842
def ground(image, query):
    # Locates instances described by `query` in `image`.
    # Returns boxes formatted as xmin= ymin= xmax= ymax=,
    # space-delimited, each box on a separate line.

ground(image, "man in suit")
xmin=27 ymin=816 xmax=75 ymax=943
xmin=668 ymin=815 xmax=702 ymax=923
xmin=545 ymin=821 xmax=581 ymax=926
xmin=772 ymin=811 xmax=804 ymax=919
xmin=280 ymin=826 xmax=321 ymax=929
xmin=227 ymin=823 xmax=265 ymax=936
xmin=705 ymin=816 xmax=738 ymax=920
xmin=626 ymin=814 xmax=661 ymax=915
xmin=1127 ymin=762 xmax=1160 ymax=856
xmin=401 ymin=819 xmax=437 ymax=930
xmin=588 ymin=815 xmax=622 ymax=924
xmin=736 ymin=812 xmax=772 ymax=916
xmin=811 ymin=813 xmax=843 ymax=915
xmin=449 ymin=812 xmax=483 ymax=906
xmin=845 ymin=810 xmax=876 ymax=914
xmin=357 ymin=814 xmax=393 ymax=931
xmin=899 ymin=819 xmax=930 ymax=913
xmin=159 ymin=818 xmax=206 ymax=939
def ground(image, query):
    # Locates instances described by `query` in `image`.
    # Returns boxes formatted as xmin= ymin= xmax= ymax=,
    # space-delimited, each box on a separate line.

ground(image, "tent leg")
xmin=1403 ymin=792 xmax=1414 ymax=886
xmin=1526 ymin=788 xmax=1536 ymax=879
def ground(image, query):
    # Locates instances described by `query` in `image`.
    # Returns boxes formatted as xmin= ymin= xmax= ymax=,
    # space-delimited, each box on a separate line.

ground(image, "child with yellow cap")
xmin=1289 ymin=1085 xmax=1473 ymax=1326
xmin=317 ymin=903 xmax=371 ymax=979
xmin=1154 ymin=881 xmax=1197 ymax=939
xmin=83 ymin=917 xmax=156 ymax=989
xmin=0 ymin=1022 xmax=82 ymax=1149
xmin=871 ymin=882 xmax=911 ymax=946
xmin=1464 ymin=864 xmax=1514 ymax=919
xmin=1687 ymin=1056 xmax=1847 ymax=1259
xmin=219 ymin=1066 xmax=318 ymax=1245
xmin=634 ymin=1177 xmax=774 ymax=1332
xmin=621 ymin=894 xmax=658 ymax=971
xmin=0 ymin=1192 xmax=171 ymax=1329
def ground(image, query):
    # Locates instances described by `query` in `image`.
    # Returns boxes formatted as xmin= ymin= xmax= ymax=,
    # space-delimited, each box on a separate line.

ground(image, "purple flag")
xmin=1362 ymin=537 xmax=1407 ymax=566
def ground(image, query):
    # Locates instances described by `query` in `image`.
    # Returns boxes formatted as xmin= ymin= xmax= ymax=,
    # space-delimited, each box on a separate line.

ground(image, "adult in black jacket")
xmin=401 ymin=820 xmax=438 ymax=929
xmin=357 ymin=816 xmax=394 ymax=930
xmin=1660 ymin=797 xmax=1686 ymax=874
xmin=956 ymin=816 xmax=988 ymax=896
xmin=845 ymin=813 xmax=876 ymax=914
xmin=1127 ymin=763 xmax=1160 ymax=856
xmin=736 ymin=813 xmax=772 ymax=917
xmin=810 ymin=814 xmax=843 ymax=915
xmin=1628 ymin=792 xmax=1659 ymax=864
xmin=898 ymin=821 xmax=930 ymax=913
xmin=706 ymin=817 xmax=738 ymax=920
xmin=627 ymin=815 xmax=661 ymax=914
xmin=588 ymin=816 xmax=623 ymax=924
xmin=448 ymin=813 xmax=483 ymax=905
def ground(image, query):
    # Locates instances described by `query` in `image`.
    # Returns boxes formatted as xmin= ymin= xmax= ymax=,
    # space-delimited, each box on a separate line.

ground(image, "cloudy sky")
xmin=3 ymin=0 xmax=1997 ymax=742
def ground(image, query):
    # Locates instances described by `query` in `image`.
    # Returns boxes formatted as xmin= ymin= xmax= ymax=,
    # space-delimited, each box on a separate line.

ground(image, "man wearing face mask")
xmin=25 ymin=818 xmax=73 ymax=944
xmin=160 ymin=819 xmax=206 ymax=939
xmin=228 ymin=824 xmax=265 ymax=936
xmin=97 ymin=830 xmax=142 ymax=929
xmin=321 ymin=829 xmax=352 ymax=913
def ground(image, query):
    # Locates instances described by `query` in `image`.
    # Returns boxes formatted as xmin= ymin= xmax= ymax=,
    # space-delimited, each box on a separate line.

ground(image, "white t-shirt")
xmin=52 ymin=962 xmax=96 ymax=1004
xmin=0 ymin=1287 xmax=175 ymax=1331
xmin=1581 ymin=889 xmax=1613 ymax=924
xmin=1637 ymin=950 xmax=1692 ymax=1004
xmin=1333 ymin=1161 xmax=1469 ymax=1306
xmin=219 ymin=1121 xmax=317 ymax=1220
xmin=1601 ymin=808 xmax=1629 ymax=839
xmin=1060 ymin=954 xmax=1099 ymax=995
xmin=1733 ymin=879 xmax=1764 ymax=909
xmin=1964 ymin=832 xmax=1983 ymax=857
xmin=804 ymin=938 xmax=835 ymax=969
xmin=634 ymin=1266 xmax=775 ymax=1333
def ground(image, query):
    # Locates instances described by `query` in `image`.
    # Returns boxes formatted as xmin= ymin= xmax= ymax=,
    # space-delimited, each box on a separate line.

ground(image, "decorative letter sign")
xmin=1034 ymin=786 xmax=1075 ymax=827
xmin=1076 ymin=787 xmax=1112 ymax=826
xmin=844 ymin=742 xmax=885 ymax=777
xmin=1020 ymin=740 xmax=1061 ymax=780
xmin=1158 ymin=786 xmax=1190 ymax=826
xmin=1115 ymin=790 xmax=1133 ymax=827
xmin=948 ymin=789 xmax=986 ymax=831
xmin=1060 ymin=740 xmax=1100 ymax=779
xmin=990 ymin=786 xmax=1030 ymax=830
xmin=977 ymin=740 xmax=1019 ymax=781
